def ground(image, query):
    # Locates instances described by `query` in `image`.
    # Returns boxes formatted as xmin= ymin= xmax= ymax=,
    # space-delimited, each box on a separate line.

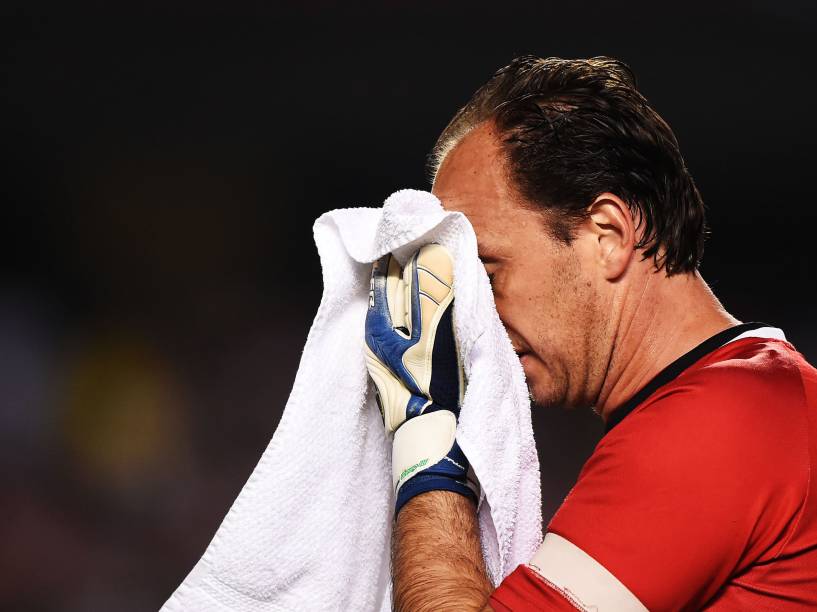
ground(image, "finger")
xmin=366 ymin=255 xmax=416 ymax=389
xmin=412 ymin=243 xmax=455 ymax=346
xmin=367 ymin=254 xmax=395 ymax=332
xmin=414 ymin=245 xmax=460 ymax=410
xmin=399 ymin=244 xmax=456 ymax=396
xmin=386 ymin=254 xmax=409 ymax=335
xmin=416 ymin=243 xmax=454 ymax=300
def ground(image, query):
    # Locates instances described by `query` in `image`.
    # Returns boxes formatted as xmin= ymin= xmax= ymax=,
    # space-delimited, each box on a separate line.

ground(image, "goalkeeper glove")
xmin=364 ymin=243 xmax=478 ymax=516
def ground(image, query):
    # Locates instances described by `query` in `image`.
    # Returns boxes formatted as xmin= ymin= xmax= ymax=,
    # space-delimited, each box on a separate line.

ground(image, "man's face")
xmin=432 ymin=122 xmax=610 ymax=410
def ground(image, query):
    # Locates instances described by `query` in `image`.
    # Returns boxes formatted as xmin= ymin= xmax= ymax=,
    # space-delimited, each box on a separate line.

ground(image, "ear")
xmin=586 ymin=192 xmax=636 ymax=281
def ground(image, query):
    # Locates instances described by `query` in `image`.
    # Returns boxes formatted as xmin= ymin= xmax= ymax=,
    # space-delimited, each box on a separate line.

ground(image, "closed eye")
xmin=479 ymin=254 xmax=499 ymax=289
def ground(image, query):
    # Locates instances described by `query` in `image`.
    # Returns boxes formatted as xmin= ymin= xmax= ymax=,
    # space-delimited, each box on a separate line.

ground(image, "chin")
xmin=526 ymin=374 xmax=567 ymax=410
xmin=525 ymin=361 xmax=569 ymax=409
xmin=519 ymin=352 xmax=570 ymax=408
xmin=528 ymin=389 xmax=563 ymax=410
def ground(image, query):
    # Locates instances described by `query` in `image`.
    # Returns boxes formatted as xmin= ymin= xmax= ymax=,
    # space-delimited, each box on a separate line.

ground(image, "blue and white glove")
xmin=364 ymin=243 xmax=478 ymax=516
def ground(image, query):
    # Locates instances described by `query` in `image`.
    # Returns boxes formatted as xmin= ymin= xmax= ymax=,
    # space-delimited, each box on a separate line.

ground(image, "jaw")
xmin=522 ymin=353 xmax=573 ymax=410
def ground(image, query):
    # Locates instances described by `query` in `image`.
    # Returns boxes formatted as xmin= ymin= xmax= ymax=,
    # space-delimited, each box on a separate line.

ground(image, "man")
xmin=364 ymin=56 xmax=817 ymax=610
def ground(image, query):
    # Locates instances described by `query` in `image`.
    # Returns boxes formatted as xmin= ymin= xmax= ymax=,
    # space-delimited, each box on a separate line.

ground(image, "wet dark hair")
xmin=429 ymin=55 xmax=706 ymax=275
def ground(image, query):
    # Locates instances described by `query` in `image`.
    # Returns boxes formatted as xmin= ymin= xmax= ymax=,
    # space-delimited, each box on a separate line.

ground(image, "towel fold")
xmin=161 ymin=189 xmax=542 ymax=611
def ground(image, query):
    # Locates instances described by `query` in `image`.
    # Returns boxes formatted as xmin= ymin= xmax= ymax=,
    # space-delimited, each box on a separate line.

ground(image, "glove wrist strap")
xmin=395 ymin=472 xmax=477 ymax=516
xmin=392 ymin=409 xmax=478 ymax=516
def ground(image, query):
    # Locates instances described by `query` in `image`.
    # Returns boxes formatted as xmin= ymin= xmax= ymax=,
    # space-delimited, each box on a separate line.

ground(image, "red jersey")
xmin=490 ymin=324 xmax=817 ymax=610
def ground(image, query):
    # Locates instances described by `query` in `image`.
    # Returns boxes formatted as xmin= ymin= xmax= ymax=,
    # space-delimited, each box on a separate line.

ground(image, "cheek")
xmin=498 ymin=256 xmax=587 ymax=356
xmin=495 ymin=272 xmax=556 ymax=344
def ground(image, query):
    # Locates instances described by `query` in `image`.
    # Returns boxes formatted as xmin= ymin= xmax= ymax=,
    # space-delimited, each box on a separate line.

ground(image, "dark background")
xmin=2 ymin=2 xmax=815 ymax=610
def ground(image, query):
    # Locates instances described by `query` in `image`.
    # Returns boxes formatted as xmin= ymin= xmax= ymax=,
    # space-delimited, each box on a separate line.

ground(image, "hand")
xmin=364 ymin=243 xmax=478 ymax=515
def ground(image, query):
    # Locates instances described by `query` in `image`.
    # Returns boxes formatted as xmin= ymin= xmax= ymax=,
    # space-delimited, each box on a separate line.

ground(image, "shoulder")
xmin=607 ymin=338 xmax=809 ymax=463
xmin=545 ymin=339 xmax=813 ymax=608
xmin=552 ymin=337 xmax=811 ymax=551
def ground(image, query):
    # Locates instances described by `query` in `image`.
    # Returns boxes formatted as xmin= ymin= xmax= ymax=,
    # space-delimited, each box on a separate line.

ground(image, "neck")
xmin=596 ymin=269 xmax=739 ymax=421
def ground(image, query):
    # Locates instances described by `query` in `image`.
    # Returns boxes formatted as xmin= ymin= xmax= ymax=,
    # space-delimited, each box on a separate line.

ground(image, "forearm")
xmin=392 ymin=491 xmax=494 ymax=612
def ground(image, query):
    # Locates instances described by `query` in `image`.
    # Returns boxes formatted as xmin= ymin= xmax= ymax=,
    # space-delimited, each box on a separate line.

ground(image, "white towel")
xmin=161 ymin=189 xmax=542 ymax=612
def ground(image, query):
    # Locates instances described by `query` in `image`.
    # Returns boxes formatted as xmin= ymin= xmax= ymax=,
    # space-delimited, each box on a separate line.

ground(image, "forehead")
xmin=431 ymin=122 xmax=545 ymax=257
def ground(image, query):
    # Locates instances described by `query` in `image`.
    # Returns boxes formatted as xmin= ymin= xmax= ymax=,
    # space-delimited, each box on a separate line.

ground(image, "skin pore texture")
xmin=391 ymin=121 xmax=739 ymax=611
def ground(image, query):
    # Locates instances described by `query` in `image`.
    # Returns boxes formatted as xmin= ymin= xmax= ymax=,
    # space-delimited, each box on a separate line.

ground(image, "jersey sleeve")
xmin=546 ymin=364 xmax=809 ymax=610
xmin=489 ymin=565 xmax=583 ymax=611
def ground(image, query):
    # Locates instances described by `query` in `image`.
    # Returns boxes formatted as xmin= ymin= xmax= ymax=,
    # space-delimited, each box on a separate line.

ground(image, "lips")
xmin=511 ymin=338 xmax=532 ymax=366
xmin=514 ymin=349 xmax=533 ymax=373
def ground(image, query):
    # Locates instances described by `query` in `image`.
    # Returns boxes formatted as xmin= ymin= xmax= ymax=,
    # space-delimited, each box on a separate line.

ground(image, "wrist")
xmin=395 ymin=463 xmax=478 ymax=516
xmin=392 ymin=409 xmax=478 ymax=516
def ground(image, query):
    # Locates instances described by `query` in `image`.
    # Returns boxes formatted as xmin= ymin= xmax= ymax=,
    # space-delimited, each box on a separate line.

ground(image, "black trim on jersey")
xmin=604 ymin=322 xmax=771 ymax=434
